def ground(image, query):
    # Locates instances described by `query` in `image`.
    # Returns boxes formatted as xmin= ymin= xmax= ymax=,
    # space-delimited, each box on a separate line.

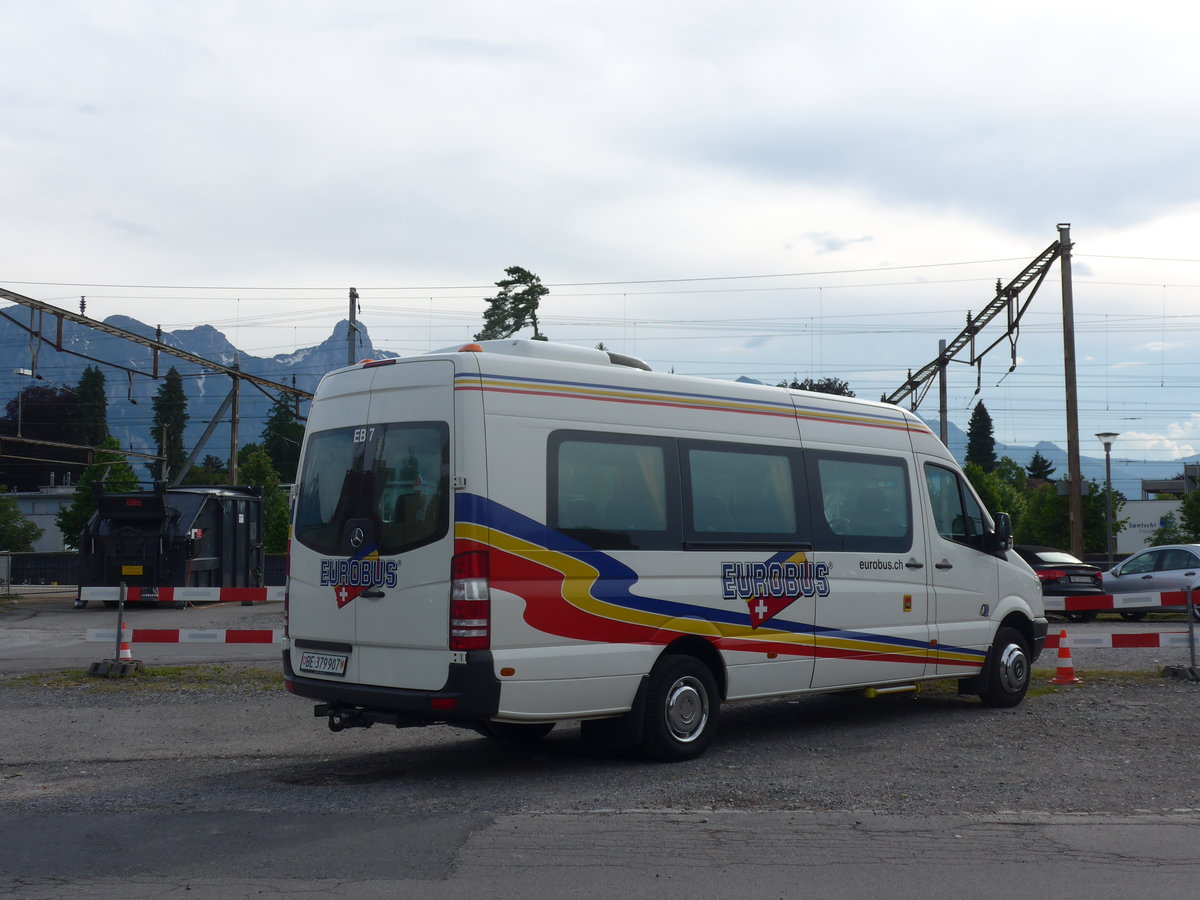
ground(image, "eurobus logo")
xmin=320 ymin=553 xmax=399 ymax=608
xmin=721 ymin=558 xmax=831 ymax=628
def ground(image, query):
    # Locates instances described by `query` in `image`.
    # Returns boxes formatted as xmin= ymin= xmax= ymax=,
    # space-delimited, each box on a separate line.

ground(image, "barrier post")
xmin=88 ymin=581 xmax=142 ymax=678
xmin=1162 ymin=586 xmax=1200 ymax=682
xmin=113 ymin=582 xmax=126 ymax=663
xmin=1188 ymin=585 xmax=1197 ymax=669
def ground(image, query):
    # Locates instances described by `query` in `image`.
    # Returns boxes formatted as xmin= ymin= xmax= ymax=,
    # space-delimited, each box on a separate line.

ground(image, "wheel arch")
xmin=999 ymin=610 xmax=1036 ymax=652
xmin=658 ymin=634 xmax=727 ymax=700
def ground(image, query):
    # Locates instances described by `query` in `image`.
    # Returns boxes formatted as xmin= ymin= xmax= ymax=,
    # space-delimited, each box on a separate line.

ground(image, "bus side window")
xmin=683 ymin=443 xmax=804 ymax=542
xmin=550 ymin=432 xmax=678 ymax=551
xmin=924 ymin=463 xmax=985 ymax=551
xmin=810 ymin=452 xmax=911 ymax=552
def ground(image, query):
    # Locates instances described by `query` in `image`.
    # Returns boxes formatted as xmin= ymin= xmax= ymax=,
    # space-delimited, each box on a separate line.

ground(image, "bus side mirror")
xmin=988 ymin=512 xmax=1013 ymax=555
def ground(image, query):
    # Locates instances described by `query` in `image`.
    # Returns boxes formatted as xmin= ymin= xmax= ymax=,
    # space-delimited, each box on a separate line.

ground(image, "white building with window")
xmin=8 ymin=483 xmax=75 ymax=552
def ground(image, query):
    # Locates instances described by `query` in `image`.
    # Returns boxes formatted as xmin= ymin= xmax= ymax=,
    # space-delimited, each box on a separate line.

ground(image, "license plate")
xmin=299 ymin=651 xmax=348 ymax=676
xmin=1069 ymin=575 xmax=1094 ymax=584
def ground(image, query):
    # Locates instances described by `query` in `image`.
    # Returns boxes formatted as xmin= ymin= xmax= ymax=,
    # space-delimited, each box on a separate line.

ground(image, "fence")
xmin=0 ymin=551 xmax=287 ymax=586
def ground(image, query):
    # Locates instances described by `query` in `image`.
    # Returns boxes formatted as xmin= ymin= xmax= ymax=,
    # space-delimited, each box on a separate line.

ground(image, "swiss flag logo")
xmin=333 ymin=583 xmax=368 ymax=608
xmin=746 ymin=593 xmax=797 ymax=629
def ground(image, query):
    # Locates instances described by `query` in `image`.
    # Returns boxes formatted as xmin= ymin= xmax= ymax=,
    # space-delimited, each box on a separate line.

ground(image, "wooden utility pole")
xmin=348 ymin=287 xmax=359 ymax=367
xmin=229 ymin=363 xmax=241 ymax=486
xmin=1058 ymin=223 xmax=1084 ymax=558
xmin=160 ymin=424 xmax=170 ymax=483
xmin=937 ymin=339 xmax=948 ymax=446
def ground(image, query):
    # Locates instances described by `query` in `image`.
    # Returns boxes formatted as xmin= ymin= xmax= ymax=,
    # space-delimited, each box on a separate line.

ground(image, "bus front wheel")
xmin=640 ymin=654 xmax=720 ymax=761
xmin=978 ymin=626 xmax=1031 ymax=708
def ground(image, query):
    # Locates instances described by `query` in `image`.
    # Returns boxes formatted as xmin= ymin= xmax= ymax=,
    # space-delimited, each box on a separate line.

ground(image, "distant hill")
xmin=1 ymin=319 xmax=1185 ymax=496
xmin=0 ymin=305 xmax=395 ymax=482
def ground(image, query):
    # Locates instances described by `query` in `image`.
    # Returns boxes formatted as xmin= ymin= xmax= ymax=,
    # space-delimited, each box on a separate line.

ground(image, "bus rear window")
xmin=294 ymin=422 xmax=449 ymax=556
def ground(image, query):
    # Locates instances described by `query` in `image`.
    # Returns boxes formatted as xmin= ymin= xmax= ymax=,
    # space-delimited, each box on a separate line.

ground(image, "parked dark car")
xmin=1102 ymin=544 xmax=1200 ymax=622
xmin=1014 ymin=545 xmax=1104 ymax=622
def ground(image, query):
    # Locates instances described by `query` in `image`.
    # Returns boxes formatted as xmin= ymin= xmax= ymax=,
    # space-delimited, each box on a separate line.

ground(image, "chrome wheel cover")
xmin=664 ymin=675 xmax=709 ymax=743
xmin=997 ymin=642 xmax=1029 ymax=693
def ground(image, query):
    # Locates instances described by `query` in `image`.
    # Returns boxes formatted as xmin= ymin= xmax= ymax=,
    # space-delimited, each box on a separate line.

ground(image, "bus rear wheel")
xmin=640 ymin=654 xmax=720 ymax=761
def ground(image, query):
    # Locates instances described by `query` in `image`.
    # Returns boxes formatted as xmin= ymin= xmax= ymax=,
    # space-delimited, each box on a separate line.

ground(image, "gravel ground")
xmin=2 ymin=656 xmax=1197 ymax=820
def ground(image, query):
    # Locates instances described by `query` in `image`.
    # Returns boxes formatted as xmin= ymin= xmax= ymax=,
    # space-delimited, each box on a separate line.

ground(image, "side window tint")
xmin=924 ymin=463 xmax=986 ymax=551
xmin=295 ymin=427 xmax=360 ymax=553
xmin=961 ymin=485 xmax=986 ymax=543
xmin=550 ymin=432 xmax=677 ymax=550
xmin=374 ymin=424 xmax=450 ymax=555
xmin=1158 ymin=548 xmax=1195 ymax=571
xmin=684 ymin=444 xmax=805 ymax=544
xmin=812 ymin=453 xmax=911 ymax=552
xmin=1122 ymin=552 xmax=1157 ymax=575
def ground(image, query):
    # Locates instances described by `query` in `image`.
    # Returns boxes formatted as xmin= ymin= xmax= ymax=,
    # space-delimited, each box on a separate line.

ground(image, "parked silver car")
xmin=1102 ymin=544 xmax=1200 ymax=621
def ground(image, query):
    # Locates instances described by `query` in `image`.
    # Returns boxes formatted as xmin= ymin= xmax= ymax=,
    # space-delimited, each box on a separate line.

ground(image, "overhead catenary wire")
xmin=6 ymin=248 xmax=1200 ymax=454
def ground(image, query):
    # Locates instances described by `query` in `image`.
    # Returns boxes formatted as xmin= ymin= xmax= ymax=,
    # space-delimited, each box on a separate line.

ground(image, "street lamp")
xmin=12 ymin=368 xmax=33 ymax=437
xmin=1096 ymin=432 xmax=1119 ymax=566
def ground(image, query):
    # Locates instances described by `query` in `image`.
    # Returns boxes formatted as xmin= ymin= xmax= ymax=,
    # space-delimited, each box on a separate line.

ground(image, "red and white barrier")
xmin=80 ymin=586 xmax=285 ymax=605
xmin=1042 ymin=589 xmax=1196 ymax=615
xmin=1044 ymin=631 xmax=1194 ymax=650
xmin=87 ymin=628 xmax=282 ymax=644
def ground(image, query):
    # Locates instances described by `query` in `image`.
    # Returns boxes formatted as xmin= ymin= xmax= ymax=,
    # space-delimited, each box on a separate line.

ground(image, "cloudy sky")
xmin=3 ymin=0 xmax=1200 ymax=480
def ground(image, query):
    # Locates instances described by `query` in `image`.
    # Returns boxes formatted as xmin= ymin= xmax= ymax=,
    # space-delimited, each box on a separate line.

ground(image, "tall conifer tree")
xmin=261 ymin=392 xmax=304 ymax=482
xmin=75 ymin=366 xmax=108 ymax=446
xmin=151 ymin=367 xmax=189 ymax=482
xmin=965 ymin=401 xmax=997 ymax=473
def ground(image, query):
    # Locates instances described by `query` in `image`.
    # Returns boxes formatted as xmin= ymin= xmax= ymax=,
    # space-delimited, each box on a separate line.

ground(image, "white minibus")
xmin=284 ymin=339 xmax=1047 ymax=760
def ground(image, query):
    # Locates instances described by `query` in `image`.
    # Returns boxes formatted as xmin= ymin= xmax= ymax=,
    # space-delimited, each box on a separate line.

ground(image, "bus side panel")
xmin=918 ymin=453 xmax=1003 ymax=674
xmin=472 ymin=359 xmax=824 ymax=709
xmin=803 ymin=443 xmax=932 ymax=688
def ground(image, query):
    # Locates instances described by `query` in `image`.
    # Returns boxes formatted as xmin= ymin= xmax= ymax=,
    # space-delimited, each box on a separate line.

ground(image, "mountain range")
xmin=0 ymin=307 xmax=1187 ymax=495
xmin=0 ymin=306 xmax=392 ymax=481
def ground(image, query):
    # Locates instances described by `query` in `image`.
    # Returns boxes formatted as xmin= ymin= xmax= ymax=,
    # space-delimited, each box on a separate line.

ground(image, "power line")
xmin=0 ymin=256 xmax=1034 ymax=293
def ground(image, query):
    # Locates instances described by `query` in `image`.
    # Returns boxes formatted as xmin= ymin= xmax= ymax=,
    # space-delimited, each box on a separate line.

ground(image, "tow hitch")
xmin=315 ymin=704 xmax=374 ymax=731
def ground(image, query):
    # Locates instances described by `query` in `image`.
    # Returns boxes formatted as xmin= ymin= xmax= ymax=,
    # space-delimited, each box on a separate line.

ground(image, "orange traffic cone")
xmin=1049 ymin=629 xmax=1082 ymax=684
xmin=118 ymin=626 xmax=134 ymax=663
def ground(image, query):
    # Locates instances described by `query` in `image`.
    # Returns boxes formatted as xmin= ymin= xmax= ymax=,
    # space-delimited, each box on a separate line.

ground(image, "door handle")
xmin=1141 ymin=575 xmax=1153 ymax=580
xmin=935 ymin=560 xmax=953 ymax=570
xmin=360 ymin=588 xmax=385 ymax=599
xmin=905 ymin=558 xmax=924 ymax=570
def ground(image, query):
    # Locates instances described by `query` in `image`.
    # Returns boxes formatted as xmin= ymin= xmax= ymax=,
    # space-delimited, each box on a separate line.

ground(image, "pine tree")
xmin=965 ymin=401 xmax=997 ymax=473
xmin=474 ymin=266 xmax=549 ymax=341
xmin=261 ymin=392 xmax=305 ymax=482
xmin=1025 ymin=450 xmax=1055 ymax=481
xmin=75 ymin=366 xmax=108 ymax=446
xmin=150 ymin=367 xmax=189 ymax=482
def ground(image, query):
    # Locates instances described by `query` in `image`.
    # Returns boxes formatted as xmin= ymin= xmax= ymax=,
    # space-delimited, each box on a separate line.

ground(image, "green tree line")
xmin=964 ymin=401 xmax=1125 ymax=552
